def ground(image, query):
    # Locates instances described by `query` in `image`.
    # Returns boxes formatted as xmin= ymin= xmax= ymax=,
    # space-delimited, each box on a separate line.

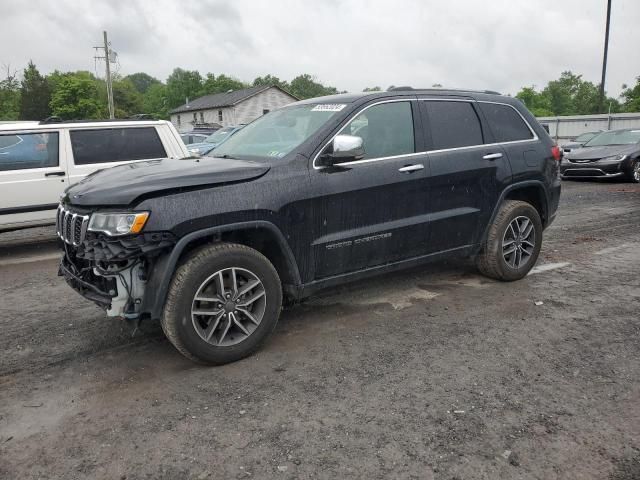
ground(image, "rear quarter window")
xmin=70 ymin=127 xmax=166 ymax=165
xmin=479 ymin=103 xmax=534 ymax=143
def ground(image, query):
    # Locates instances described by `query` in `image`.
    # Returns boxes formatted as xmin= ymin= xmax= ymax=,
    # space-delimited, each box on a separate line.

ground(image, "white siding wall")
xmin=232 ymin=87 xmax=297 ymax=125
xmin=537 ymin=112 xmax=640 ymax=141
xmin=170 ymin=87 xmax=296 ymax=132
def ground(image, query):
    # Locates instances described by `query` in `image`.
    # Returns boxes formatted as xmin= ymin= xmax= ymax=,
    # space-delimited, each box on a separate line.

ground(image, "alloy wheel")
xmin=191 ymin=267 xmax=266 ymax=346
xmin=502 ymin=216 xmax=536 ymax=269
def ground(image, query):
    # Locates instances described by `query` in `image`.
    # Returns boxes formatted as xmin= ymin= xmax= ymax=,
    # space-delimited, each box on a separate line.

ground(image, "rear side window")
xmin=425 ymin=101 xmax=483 ymax=149
xmin=478 ymin=103 xmax=534 ymax=142
xmin=344 ymin=101 xmax=415 ymax=159
xmin=70 ymin=127 xmax=166 ymax=165
xmin=0 ymin=132 xmax=59 ymax=171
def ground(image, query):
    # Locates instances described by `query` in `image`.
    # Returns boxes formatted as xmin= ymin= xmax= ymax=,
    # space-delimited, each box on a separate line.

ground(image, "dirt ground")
xmin=1 ymin=180 xmax=639 ymax=480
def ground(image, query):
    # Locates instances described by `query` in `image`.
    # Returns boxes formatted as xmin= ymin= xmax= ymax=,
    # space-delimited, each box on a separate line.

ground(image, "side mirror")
xmin=318 ymin=135 xmax=364 ymax=166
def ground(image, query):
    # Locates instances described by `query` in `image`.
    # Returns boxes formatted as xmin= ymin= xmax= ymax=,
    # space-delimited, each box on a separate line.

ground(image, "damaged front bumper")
xmin=58 ymin=231 xmax=176 ymax=319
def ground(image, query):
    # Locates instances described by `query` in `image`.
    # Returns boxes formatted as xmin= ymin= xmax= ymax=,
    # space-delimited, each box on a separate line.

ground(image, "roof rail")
xmin=387 ymin=86 xmax=414 ymax=91
xmin=39 ymin=117 xmax=156 ymax=125
xmin=386 ymin=86 xmax=502 ymax=95
xmin=40 ymin=116 xmax=63 ymax=124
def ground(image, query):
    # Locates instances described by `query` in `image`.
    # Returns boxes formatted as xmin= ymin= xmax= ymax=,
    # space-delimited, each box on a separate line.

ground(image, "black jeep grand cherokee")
xmin=58 ymin=88 xmax=561 ymax=365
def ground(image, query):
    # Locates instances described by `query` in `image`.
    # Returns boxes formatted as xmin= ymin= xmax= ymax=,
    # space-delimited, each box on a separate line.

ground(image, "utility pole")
xmin=94 ymin=31 xmax=116 ymax=118
xmin=599 ymin=0 xmax=612 ymax=113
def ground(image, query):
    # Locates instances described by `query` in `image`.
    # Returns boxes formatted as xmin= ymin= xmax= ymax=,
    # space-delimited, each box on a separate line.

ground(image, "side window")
xmin=425 ymin=101 xmax=483 ymax=150
xmin=478 ymin=103 xmax=534 ymax=142
xmin=70 ymin=128 xmax=167 ymax=165
xmin=343 ymin=101 xmax=415 ymax=160
xmin=0 ymin=132 xmax=59 ymax=172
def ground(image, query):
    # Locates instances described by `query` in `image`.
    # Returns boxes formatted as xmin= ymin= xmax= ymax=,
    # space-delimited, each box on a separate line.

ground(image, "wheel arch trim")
xmin=145 ymin=221 xmax=301 ymax=320
xmin=480 ymin=180 xmax=550 ymax=247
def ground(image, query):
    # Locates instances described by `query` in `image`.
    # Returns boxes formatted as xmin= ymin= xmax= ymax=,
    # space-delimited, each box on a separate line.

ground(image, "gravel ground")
xmin=0 ymin=180 xmax=639 ymax=480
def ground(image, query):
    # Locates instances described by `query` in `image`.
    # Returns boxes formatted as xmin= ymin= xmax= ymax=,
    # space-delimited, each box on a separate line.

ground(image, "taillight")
xmin=551 ymin=145 xmax=562 ymax=161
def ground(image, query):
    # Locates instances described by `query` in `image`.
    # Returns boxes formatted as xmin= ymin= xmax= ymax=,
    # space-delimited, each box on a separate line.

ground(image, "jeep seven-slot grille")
xmin=56 ymin=205 xmax=89 ymax=246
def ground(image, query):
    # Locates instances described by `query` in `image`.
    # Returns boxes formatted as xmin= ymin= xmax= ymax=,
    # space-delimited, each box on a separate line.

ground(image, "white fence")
xmin=537 ymin=112 xmax=640 ymax=141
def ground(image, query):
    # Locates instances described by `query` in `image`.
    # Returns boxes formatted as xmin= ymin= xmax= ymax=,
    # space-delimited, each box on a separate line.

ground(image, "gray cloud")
xmin=0 ymin=0 xmax=638 ymax=96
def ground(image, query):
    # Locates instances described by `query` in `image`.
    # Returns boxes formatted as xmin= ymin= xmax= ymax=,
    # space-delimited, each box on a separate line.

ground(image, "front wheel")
xmin=476 ymin=200 xmax=543 ymax=281
xmin=161 ymin=243 xmax=282 ymax=365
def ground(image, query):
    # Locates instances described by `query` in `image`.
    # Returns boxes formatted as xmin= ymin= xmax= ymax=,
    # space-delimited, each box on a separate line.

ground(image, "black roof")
xmin=294 ymin=87 xmax=504 ymax=106
xmin=170 ymin=85 xmax=298 ymax=114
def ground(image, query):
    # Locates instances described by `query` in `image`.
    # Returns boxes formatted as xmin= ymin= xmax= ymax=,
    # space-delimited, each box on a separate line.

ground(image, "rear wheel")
xmin=161 ymin=243 xmax=282 ymax=365
xmin=628 ymin=159 xmax=640 ymax=183
xmin=476 ymin=200 xmax=542 ymax=281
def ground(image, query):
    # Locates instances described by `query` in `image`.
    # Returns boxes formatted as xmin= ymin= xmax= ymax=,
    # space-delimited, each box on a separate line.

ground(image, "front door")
xmin=419 ymin=98 xmax=511 ymax=252
xmin=309 ymin=99 xmax=432 ymax=279
xmin=0 ymin=129 xmax=67 ymax=228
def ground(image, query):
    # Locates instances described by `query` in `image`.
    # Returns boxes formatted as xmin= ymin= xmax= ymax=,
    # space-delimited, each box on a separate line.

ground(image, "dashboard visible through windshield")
xmin=212 ymin=104 xmax=345 ymax=160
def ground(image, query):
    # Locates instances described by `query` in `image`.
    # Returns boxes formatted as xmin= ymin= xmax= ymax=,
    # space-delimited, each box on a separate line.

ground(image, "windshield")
xmin=204 ymin=127 xmax=237 ymax=144
xmin=212 ymin=104 xmax=345 ymax=159
xmin=574 ymin=132 xmax=597 ymax=142
xmin=584 ymin=130 xmax=640 ymax=147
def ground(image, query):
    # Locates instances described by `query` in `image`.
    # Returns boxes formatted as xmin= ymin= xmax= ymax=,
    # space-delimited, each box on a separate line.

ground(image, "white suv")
xmin=0 ymin=119 xmax=190 ymax=232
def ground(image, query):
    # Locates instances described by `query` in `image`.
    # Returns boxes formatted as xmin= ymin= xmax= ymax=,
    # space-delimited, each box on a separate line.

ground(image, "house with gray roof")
xmin=169 ymin=85 xmax=298 ymax=132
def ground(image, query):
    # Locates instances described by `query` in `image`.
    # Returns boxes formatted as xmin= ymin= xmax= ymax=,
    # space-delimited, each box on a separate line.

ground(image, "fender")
xmin=144 ymin=220 xmax=302 ymax=320
xmin=478 ymin=180 xmax=550 ymax=249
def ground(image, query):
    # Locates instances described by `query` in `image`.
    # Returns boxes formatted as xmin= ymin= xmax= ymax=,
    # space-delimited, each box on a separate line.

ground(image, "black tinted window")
xmin=345 ymin=101 xmax=415 ymax=159
xmin=70 ymin=127 xmax=166 ymax=165
xmin=479 ymin=103 xmax=533 ymax=142
xmin=0 ymin=132 xmax=59 ymax=171
xmin=426 ymin=101 xmax=483 ymax=149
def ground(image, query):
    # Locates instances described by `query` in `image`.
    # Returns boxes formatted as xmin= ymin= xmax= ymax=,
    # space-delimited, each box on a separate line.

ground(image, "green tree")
xmin=621 ymin=77 xmax=640 ymax=112
xmin=124 ymin=72 xmax=160 ymax=94
xmin=201 ymin=73 xmax=246 ymax=96
xmin=0 ymin=65 xmax=20 ymax=120
xmin=516 ymin=86 xmax=553 ymax=117
xmin=112 ymin=77 xmax=143 ymax=117
xmin=19 ymin=61 xmax=51 ymax=120
xmin=516 ymin=71 xmax=621 ymax=116
xmin=289 ymin=74 xmax=338 ymax=99
xmin=165 ymin=68 xmax=203 ymax=109
xmin=49 ymin=71 xmax=104 ymax=119
xmin=363 ymin=86 xmax=382 ymax=92
xmin=142 ymin=83 xmax=169 ymax=119
xmin=253 ymin=74 xmax=290 ymax=91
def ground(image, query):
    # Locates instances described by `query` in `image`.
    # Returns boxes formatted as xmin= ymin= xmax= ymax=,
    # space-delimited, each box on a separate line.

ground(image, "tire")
xmin=628 ymin=159 xmax=640 ymax=183
xmin=476 ymin=200 xmax=543 ymax=281
xmin=161 ymin=242 xmax=282 ymax=365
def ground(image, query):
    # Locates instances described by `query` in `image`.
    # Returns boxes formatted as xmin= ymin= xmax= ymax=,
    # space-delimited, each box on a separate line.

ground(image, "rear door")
xmin=65 ymin=126 xmax=169 ymax=185
xmin=420 ymin=98 xmax=511 ymax=252
xmin=309 ymin=98 xmax=432 ymax=279
xmin=0 ymin=129 xmax=68 ymax=228
xmin=475 ymin=101 xmax=539 ymax=182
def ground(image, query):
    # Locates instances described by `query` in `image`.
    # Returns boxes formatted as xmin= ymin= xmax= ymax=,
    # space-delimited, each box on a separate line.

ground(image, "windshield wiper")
xmin=213 ymin=154 xmax=238 ymax=159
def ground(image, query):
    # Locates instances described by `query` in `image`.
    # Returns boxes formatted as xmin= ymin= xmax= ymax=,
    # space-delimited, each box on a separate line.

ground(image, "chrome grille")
xmin=56 ymin=205 xmax=89 ymax=246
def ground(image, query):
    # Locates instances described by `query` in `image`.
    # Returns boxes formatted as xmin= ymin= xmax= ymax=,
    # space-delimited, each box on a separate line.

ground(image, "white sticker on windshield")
xmin=312 ymin=104 xmax=346 ymax=112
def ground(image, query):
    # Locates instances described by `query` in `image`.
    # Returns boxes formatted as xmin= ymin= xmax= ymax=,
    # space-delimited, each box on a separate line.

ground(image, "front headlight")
xmin=88 ymin=212 xmax=149 ymax=236
xmin=600 ymin=154 xmax=627 ymax=163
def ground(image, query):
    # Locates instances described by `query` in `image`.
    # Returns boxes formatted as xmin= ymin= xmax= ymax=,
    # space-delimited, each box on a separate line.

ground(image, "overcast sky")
xmin=1 ymin=0 xmax=639 ymax=97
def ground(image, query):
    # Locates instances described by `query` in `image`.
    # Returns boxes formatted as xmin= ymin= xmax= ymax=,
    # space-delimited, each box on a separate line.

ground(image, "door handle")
xmin=482 ymin=153 xmax=503 ymax=161
xmin=45 ymin=171 xmax=65 ymax=177
xmin=398 ymin=164 xmax=424 ymax=173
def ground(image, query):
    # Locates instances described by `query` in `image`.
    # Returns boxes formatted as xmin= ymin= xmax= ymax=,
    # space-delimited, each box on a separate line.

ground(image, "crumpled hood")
xmin=64 ymin=157 xmax=270 ymax=207
xmin=567 ymin=144 xmax=637 ymax=160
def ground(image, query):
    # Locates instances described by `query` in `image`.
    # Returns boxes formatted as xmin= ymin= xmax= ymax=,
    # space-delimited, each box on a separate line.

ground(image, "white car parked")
xmin=0 ymin=119 xmax=190 ymax=232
